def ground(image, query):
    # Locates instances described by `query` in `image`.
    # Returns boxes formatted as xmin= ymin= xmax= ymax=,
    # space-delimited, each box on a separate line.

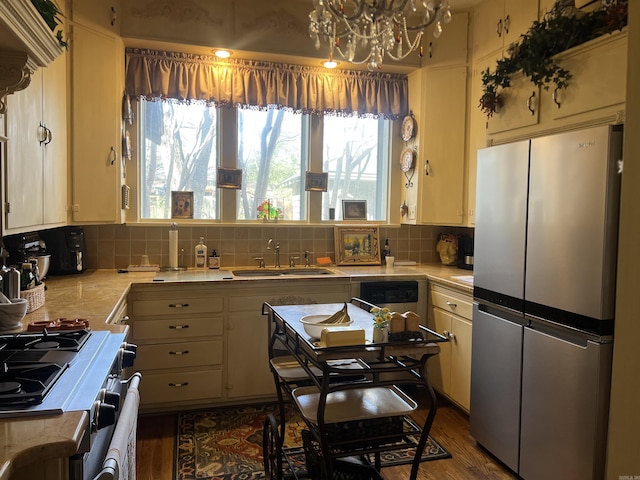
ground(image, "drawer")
xmin=132 ymin=296 xmax=223 ymax=316
xmin=132 ymin=316 xmax=223 ymax=341
xmin=135 ymin=340 xmax=223 ymax=370
xmin=430 ymin=285 xmax=473 ymax=320
xmin=139 ymin=368 xmax=223 ymax=405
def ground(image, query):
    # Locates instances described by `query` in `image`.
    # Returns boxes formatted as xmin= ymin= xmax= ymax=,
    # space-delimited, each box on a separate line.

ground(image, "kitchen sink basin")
xmin=231 ymin=267 xmax=335 ymax=277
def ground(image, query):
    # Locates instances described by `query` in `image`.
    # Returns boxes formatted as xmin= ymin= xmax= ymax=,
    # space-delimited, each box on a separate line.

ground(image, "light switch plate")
xmin=408 ymin=204 xmax=416 ymax=220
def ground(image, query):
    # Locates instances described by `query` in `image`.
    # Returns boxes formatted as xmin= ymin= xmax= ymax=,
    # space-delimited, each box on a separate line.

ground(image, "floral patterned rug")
xmin=176 ymin=403 xmax=450 ymax=480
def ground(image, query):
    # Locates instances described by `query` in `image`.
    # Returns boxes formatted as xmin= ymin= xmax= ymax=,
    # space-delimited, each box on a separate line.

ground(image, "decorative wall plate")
xmin=400 ymin=146 xmax=415 ymax=172
xmin=401 ymin=114 xmax=415 ymax=141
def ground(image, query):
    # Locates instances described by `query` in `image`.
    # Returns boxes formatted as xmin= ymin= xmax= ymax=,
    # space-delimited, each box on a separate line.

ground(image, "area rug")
xmin=176 ymin=403 xmax=451 ymax=480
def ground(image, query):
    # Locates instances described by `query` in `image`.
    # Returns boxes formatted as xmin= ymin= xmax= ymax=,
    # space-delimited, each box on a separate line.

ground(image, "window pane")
xmin=140 ymin=99 xmax=219 ymax=219
xmin=236 ymin=108 xmax=306 ymax=221
xmin=322 ymin=116 xmax=389 ymax=221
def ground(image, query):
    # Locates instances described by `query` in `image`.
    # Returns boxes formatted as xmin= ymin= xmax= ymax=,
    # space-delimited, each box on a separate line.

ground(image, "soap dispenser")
xmin=195 ymin=237 xmax=207 ymax=269
xmin=209 ymin=249 xmax=220 ymax=269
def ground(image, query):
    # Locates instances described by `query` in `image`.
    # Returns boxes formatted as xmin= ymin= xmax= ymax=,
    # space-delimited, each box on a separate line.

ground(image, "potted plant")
xmin=479 ymin=0 xmax=628 ymax=118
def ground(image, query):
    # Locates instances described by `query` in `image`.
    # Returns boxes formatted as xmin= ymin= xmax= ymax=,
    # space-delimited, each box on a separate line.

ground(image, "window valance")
xmin=124 ymin=48 xmax=408 ymax=119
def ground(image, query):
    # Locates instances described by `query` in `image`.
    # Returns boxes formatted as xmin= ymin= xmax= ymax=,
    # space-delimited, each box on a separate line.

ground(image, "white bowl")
xmin=0 ymin=298 xmax=28 ymax=330
xmin=300 ymin=314 xmax=353 ymax=339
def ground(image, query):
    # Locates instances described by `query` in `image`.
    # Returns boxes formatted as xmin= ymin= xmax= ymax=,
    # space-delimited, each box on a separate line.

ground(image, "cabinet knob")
xmin=446 ymin=301 xmax=457 ymax=309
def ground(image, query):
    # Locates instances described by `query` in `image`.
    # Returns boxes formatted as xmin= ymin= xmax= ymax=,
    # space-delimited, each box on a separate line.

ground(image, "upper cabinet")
xmin=0 ymin=0 xmax=65 ymax=112
xmin=403 ymin=12 xmax=468 ymax=226
xmin=4 ymin=49 xmax=67 ymax=233
xmin=70 ymin=0 xmax=121 ymax=34
xmin=69 ymin=9 xmax=126 ymax=224
xmin=422 ymin=12 xmax=469 ymax=68
xmin=472 ymin=0 xmax=539 ymax=60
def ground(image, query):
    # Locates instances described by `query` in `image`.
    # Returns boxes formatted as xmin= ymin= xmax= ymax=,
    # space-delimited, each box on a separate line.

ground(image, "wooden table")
xmin=263 ymin=298 xmax=447 ymax=480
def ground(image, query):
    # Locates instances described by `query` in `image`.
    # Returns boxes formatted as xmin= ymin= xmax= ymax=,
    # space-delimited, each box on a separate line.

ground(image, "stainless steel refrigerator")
xmin=470 ymin=125 xmax=623 ymax=479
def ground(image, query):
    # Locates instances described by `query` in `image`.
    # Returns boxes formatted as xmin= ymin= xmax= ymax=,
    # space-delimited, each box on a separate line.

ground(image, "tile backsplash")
xmin=80 ymin=224 xmax=473 ymax=270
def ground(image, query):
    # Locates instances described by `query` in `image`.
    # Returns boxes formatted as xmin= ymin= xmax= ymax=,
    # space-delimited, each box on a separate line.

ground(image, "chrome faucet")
xmin=267 ymin=238 xmax=280 ymax=268
xmin=304 ymin=250 xmax=310 ymax=267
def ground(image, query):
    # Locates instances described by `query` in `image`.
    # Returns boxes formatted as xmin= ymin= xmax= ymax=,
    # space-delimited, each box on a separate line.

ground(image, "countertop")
xmin=0 ymin=263 xmax=472 ymax=479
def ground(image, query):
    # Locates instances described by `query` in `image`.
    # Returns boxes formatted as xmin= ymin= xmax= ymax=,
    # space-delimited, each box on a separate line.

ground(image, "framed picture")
xmin=342 ymin=200 xmax=367 ymax=221
xmin=305 ymin=171 xmax=328 ymax=192
xmin=334 ymin=225 xmax=381 ymax=266
xmin=171 ymin=191 xmax=194 ymax=219
xmin=217 ymin=168 xmax=243 ymax=189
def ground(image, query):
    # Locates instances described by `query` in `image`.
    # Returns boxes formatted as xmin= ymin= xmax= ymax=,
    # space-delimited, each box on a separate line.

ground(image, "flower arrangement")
xmin=479 ymin=0 xmax=628 ymax=118
xmin=371 ymin=306 xmax=392 ymax=330
xmin=256 ymin=199 xmax=283 ymax=220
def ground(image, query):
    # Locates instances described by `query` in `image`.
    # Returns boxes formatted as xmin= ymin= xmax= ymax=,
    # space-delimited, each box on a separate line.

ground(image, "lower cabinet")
xmin=426 ymin=283 xmax=473 ymax=412
xmin=128 ymin=280 xmax=352 ymax=410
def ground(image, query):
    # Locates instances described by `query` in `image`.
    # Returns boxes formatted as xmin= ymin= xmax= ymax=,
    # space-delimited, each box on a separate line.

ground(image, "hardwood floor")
xmin=136 ymin=395 xmax=517 ymax=480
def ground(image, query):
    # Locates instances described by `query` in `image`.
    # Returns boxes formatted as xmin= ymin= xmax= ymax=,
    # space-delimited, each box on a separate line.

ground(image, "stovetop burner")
xmin=0 ymin=362 xmax=68 ymax=407
xmin=0 ymin=329 xmax=91 ymax=353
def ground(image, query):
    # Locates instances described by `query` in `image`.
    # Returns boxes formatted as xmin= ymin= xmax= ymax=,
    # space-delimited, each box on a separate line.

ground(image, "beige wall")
xmin=83 ymin=223 xmax=468 ymax=270
xmin=606 ymin=2 xmax=640 ymax=478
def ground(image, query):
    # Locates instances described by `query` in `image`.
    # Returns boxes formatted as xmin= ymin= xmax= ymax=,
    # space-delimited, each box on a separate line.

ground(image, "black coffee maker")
xmin=457 ymin=234 xmax=474 ymax=270
xmin=39 ymin=227 xmax=87 ymax=275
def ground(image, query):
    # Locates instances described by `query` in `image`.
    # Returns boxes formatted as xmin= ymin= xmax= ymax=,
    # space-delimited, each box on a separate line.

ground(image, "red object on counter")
xmin=27 ymin=318 xmax=91 ymax=332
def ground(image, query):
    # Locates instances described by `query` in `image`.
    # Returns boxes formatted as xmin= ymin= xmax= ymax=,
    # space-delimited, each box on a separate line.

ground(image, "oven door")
xmin=70 ymin=373 xmax=141 ymax=480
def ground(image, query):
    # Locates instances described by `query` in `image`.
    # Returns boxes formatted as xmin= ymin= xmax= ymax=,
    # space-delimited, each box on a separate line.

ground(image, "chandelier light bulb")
xmin=309 ymin=0 xmax=451 ymax=68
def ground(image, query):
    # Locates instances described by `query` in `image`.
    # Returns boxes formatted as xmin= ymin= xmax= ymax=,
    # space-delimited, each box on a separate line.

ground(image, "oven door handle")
xmin=92 ymin=372 xmax=142 ymax=480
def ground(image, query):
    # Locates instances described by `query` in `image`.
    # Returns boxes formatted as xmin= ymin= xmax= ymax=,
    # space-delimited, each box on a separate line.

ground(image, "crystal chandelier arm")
xmin=324 ymin=0 xmax=366 ymax=23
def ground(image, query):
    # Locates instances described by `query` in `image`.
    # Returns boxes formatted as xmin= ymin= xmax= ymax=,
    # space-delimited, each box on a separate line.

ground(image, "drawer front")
xmin=133 ymin=316 xmax=223 ymax=340
xmin=135 ymin=340 xmax=223 ymax=370
xmin=139 ymin=368 xmax=223 ymax=405
xmin=431 ymin=286 xmax=473 ymax=319
xmin=132 ymin=296 xmax=223 ymax=316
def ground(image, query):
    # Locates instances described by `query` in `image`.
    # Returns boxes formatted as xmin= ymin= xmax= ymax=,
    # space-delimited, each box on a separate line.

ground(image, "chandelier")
xmin=309 ymin=0 xmax=452 ymax=70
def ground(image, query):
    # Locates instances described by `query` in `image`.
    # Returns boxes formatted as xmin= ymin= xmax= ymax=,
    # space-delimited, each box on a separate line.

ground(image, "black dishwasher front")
xmin=359 ymin=281 xmax=420 ymax=311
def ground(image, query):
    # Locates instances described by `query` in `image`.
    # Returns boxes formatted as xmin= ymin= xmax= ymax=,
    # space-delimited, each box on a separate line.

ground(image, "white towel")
xmin=93 ymin=373 xmax=142 ymax=480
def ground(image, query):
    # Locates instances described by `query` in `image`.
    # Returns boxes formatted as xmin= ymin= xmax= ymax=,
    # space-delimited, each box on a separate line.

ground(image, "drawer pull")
xmin=169 ymin=350 xmax=190 ymax=355
xmin=446 ymin=301 xmax=457 ymax=308
xmin=168 ymin=382 xmax=189 ymax=388
xmin=169 ymin=324 xmax=190 ymax=330
xmin=168 ymin=303 xmax=190 ymax=308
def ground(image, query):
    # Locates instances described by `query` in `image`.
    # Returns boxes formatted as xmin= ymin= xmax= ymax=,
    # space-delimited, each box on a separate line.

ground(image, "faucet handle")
xmin=289 ymin=256 xmax=300 ymax=268
xmin=254 ymin=256 xmax=265 ymax=268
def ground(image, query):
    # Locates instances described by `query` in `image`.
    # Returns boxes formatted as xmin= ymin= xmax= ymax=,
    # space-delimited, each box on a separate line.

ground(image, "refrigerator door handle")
xmin=477 ymin=302 xmax=527 ymax=326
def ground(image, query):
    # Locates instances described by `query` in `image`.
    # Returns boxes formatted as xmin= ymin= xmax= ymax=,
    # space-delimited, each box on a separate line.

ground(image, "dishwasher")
xmin=358 ymin=280 xmax=427 ymax=321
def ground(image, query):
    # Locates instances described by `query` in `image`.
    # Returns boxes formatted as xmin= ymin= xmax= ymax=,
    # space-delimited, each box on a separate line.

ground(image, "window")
xmin=140 ymin=99 xmax=219 ymax=219
xmin=322 ymin=116 xmax=389 ymax=221
xmin=236 ymin=108 xmax=307 ymax=221
xmin=138 ymin=100 xmax=391 ymax=223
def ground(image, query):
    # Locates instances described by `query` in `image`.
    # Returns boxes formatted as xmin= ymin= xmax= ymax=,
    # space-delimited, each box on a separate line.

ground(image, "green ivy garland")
xmin=30 ymin=0 xmax=68 ymax=49
xmin=479 ymin=0 xmax=628 ymax=118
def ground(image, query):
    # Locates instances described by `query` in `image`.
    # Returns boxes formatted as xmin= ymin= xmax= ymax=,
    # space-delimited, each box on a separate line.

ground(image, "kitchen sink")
xmin=231 ymin=267 xmax=335 ymax=277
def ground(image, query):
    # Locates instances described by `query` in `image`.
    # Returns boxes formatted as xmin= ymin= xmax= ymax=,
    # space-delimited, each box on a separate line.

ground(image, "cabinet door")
xmin=70 ymin=22 xmax=125 ymax=223
xmin=450 ymin=315 xmax=472 ymax=411
xmin=472 ymin=0 xmax=505 ymax=59
xmin=422 ymin=12 xmax=468 ymax=68
xmin=5 ymin=69 xmax=44 ymax=230
xmin=427 ymin=308 xmax=451 ymax=394
xmin=226 ymin=313 xmax=276 ymax=398
xmin=549 ymin=32 xmax=627 ymax=121
xmin=418 ymin=66 xmax=467 ymax=225
xmin=42 ymin=52 xmax=68 ymax=226
xmin=71 ymin=0 xmax=121 ymax=34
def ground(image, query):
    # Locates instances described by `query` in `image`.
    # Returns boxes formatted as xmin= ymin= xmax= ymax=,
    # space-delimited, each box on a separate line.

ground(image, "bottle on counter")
xmin=5 ymin=266 xmax=21 ymax=298
xmin=382 ymin=239 xmax=391 ymax=260
xmin=209 ymin=249 xmax=220 ymax=269
xmin=21 ymin=262 xmax=37 ymax=291
xmin=195 ymin=237 xmax=208 ymax=269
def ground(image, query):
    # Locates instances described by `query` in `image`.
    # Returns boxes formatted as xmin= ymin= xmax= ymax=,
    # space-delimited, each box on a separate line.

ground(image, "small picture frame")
xmin=334 ymin=225 xmax=381 ymax=266
xmin=217 ymin=168 xmax=243 ymax=189
xmin=171 ymin=191 xmax=194 ymax=219
xmin=342 ymin=200 xmax=367 ymax=221
xmin=305 ymin=171 xmax=328 ymax=192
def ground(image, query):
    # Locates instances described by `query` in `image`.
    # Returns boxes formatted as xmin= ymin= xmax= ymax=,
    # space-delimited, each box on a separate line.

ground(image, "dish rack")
xmin=20 ymin=282 xmax=45 ymax=313
xmin=262 ymin=298 xmax=447 ymax=480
